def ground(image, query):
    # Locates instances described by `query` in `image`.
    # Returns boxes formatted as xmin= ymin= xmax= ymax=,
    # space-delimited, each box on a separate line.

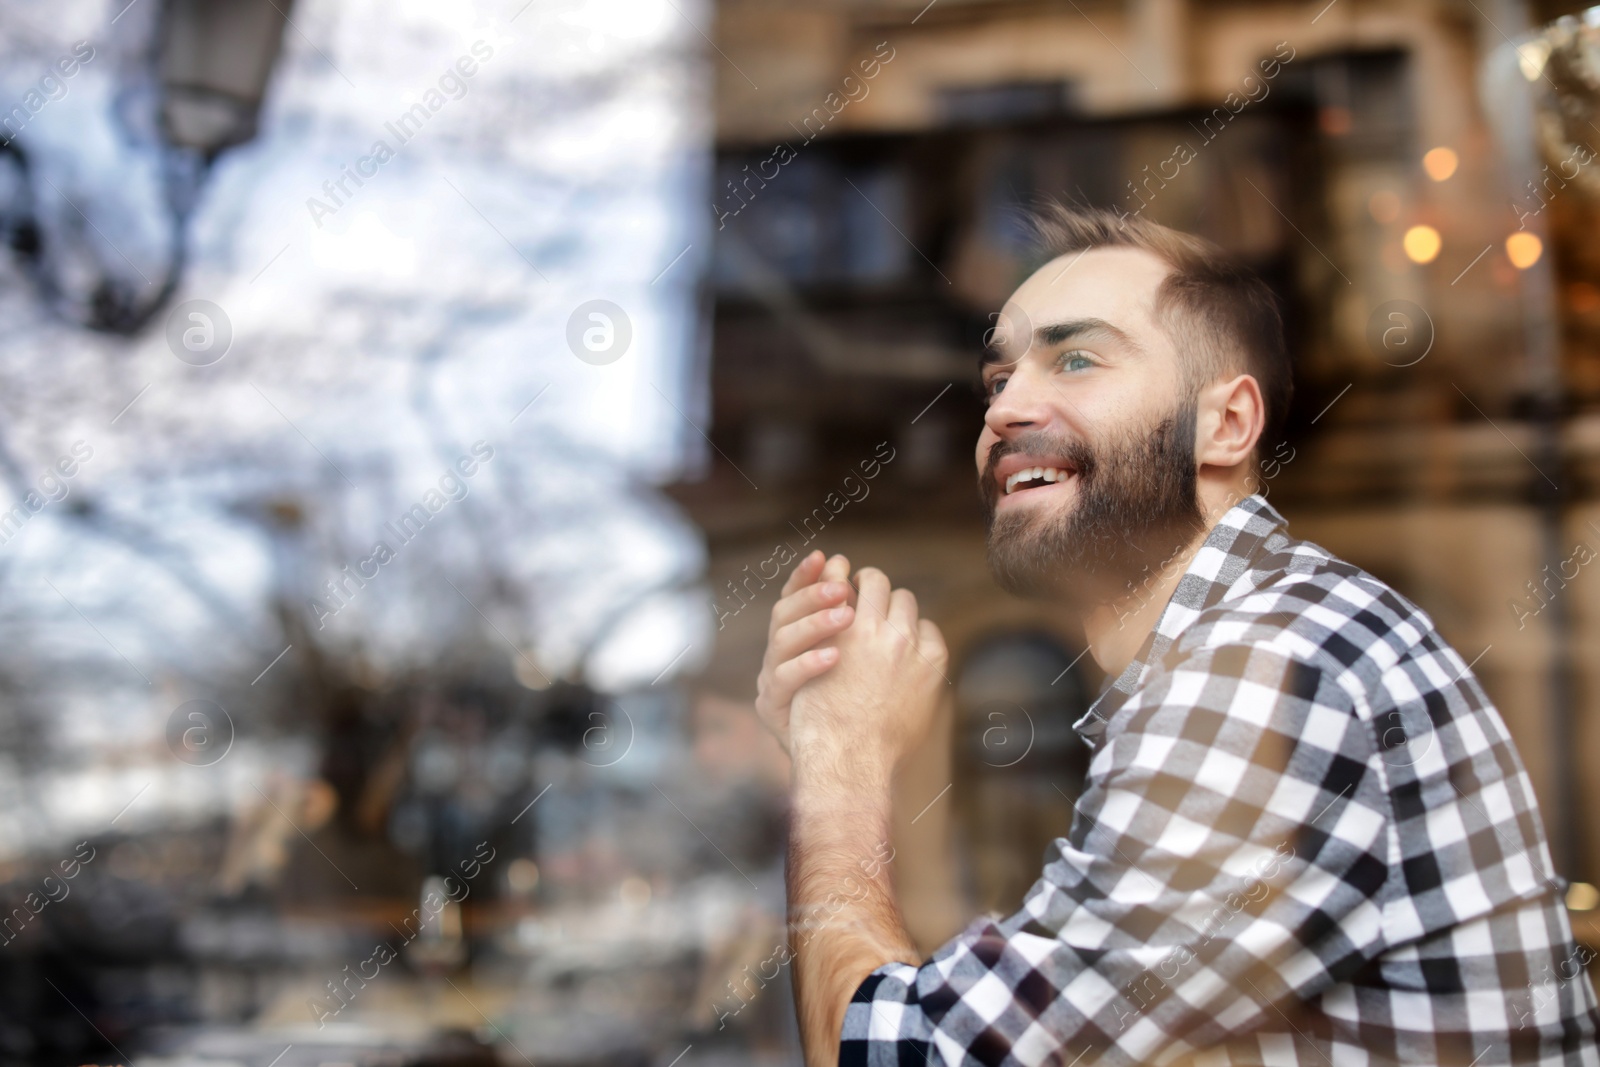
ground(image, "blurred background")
xmin=0 ymin=0 xmax=1597 ymax=1064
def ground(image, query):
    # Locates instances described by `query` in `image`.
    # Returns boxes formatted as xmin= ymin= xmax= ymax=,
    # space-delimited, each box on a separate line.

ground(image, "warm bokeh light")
xmin=507 ymin=858 xmax=540 ymax=894
xmin=1506 ymin=231 xmax=1543 ymax=269
xmin=1422 ymin=146 xmax=1458 ymax=181
xmin=1518 ymin=39 xmax=1551 ymax=81
xmin=1368 ymin=189 xmax=1402 ymax=223
xmin=1403 ymin=224 xmax=1442 ymax=264
xmin=1567 ymin=881 xmax=1600 ymax=911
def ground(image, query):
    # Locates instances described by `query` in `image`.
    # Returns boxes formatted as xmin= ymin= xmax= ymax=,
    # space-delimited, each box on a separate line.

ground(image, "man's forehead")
xmin=1007 ymin=245 xmax=1171 ymax=336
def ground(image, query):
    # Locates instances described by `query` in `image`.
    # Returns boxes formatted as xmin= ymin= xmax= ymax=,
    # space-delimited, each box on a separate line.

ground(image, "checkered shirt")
xmin=840 ymin=492 xmax=1599 ymax=1066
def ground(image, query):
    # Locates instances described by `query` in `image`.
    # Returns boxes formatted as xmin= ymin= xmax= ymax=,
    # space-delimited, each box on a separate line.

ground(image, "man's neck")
xmin=1080 ymin=533 xmax=1204 ymax=679
xmin=1080 ymin=476 xmax=1257 ymax=680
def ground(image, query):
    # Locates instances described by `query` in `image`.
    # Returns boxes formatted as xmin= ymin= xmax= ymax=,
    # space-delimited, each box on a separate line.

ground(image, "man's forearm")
xmin=788 ymin=747 xmax=920 ymax=1067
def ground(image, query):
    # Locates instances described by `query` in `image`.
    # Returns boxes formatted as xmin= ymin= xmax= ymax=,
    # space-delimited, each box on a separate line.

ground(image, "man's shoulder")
xmin=1167 ymin=525 xmax=1440 ymax=695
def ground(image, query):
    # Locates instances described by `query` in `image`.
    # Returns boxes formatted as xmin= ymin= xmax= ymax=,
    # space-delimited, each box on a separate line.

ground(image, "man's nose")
xmin=983 ymin=371 xmax=1052 ymax=437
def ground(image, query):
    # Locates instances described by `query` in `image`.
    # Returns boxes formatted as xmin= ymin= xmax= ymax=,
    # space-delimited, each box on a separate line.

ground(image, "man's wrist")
xmin=790 ymin=737 xmax=893 ymax=805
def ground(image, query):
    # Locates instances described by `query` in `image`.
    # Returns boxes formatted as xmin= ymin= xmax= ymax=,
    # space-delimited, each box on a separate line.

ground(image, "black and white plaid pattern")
xmin=840 ymin=493 xmax=1600 ymax=1066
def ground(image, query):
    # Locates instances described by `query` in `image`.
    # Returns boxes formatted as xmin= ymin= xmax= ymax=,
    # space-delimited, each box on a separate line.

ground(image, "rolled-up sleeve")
xmin=839 ymin=641 xmax=1393 ymax=1067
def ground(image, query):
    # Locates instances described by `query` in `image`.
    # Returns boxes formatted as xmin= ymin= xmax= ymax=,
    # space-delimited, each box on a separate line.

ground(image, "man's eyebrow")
xmin=1033 ymin=317 xmax=1144 ymax=354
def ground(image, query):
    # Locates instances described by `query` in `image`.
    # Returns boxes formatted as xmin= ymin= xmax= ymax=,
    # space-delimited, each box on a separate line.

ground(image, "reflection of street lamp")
xmin=158 ymin=0 xmax=294 ymax=157
xmin=13 ymin=0 xmax=298 ymax=333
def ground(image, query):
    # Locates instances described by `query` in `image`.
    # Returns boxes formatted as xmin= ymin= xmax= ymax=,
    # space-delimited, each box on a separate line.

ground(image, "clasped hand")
xmin=754 ymin=551 xmax=948 ymax=773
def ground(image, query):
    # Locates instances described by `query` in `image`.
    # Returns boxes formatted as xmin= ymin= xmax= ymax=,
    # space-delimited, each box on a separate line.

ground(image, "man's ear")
xmin=1194 ymin=373 xmax=1265 ymax=471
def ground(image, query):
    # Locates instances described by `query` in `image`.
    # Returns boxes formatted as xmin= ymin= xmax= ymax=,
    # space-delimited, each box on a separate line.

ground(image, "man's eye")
xmin=986 ymin=376 xmax=1008 ymax=397
xmin=1059 ymin=350 xmax=1094 ymax=372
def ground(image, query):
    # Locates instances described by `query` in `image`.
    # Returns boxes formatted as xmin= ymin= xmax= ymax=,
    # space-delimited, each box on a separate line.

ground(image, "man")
xmin=754 ymin=205 xmax=1600 ymax=1066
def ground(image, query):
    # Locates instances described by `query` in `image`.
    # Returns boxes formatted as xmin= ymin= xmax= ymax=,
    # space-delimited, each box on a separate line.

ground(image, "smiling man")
xmin=755 ymin=205 xmax=1600 ymax=1066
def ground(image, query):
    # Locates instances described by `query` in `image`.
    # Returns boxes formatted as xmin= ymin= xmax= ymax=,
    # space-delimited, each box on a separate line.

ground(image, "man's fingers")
xmin=770 ymin=580 xmax=852 ymax=635
xmin=855 ymin=567 xmax=892 ymax=621
xmin=818 ymin=554 xmax=857 ymax=607
xmin=770 ymin=646 xmax=840 ymax=704
xmin=888 ymin=587 xmax=919 ymax=635
xmin=771 ymin=603 xmax=854 ymax=664
xmin=780 ymin=549 xmax=826 ymax=598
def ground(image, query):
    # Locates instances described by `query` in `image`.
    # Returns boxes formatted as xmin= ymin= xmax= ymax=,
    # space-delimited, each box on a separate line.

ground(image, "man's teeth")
xmin=1004 ymin=466 xmax=1073 ymax=495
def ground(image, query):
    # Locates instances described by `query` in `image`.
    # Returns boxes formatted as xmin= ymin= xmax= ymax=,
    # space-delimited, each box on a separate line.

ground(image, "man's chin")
xmin=985 ymin=514 xmax=1083 ymax=603
xmin=984 ymin=507 xmax=1162 ymax=607
xmin=986 ymin=554 xmax=1110 ymax=606
xmin=986 ymin=562 xmax=1066 ymax=602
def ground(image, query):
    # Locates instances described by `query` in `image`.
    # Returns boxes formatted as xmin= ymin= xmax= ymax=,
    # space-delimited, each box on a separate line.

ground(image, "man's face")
xmin=975 ymin=246 xmax=1207 ymax=603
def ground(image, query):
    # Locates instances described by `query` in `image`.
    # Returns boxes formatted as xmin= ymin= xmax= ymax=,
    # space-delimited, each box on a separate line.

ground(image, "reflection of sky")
xmin=0 ymin=0 xmax=712 ymax=852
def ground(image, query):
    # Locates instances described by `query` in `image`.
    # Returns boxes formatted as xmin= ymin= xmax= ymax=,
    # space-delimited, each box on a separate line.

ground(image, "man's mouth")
xmin=1002 ymin=465 xmax=1076 ymax=496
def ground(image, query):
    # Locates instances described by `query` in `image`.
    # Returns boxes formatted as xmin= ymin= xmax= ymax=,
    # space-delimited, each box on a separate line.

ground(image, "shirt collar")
xmin=1071 ymin=492 xmax=1290 ymax=751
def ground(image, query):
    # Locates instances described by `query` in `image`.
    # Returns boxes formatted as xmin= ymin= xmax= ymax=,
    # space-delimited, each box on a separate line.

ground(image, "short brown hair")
xmin=1027 ymin=203 xmax=1293 ymax=454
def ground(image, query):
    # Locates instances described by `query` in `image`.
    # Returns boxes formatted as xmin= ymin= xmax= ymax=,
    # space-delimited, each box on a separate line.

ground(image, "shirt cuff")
xmin=839 ymin=961 xmax=929 ymax=1065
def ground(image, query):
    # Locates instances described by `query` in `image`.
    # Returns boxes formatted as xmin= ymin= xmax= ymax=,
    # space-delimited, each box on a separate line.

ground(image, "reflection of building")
xmin=677 ymin=0 xmax=1600 ymax=931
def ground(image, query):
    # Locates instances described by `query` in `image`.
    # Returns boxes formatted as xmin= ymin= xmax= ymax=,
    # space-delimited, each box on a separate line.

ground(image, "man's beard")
xmin=979 ymin=398 xmax=1207 ymax=605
